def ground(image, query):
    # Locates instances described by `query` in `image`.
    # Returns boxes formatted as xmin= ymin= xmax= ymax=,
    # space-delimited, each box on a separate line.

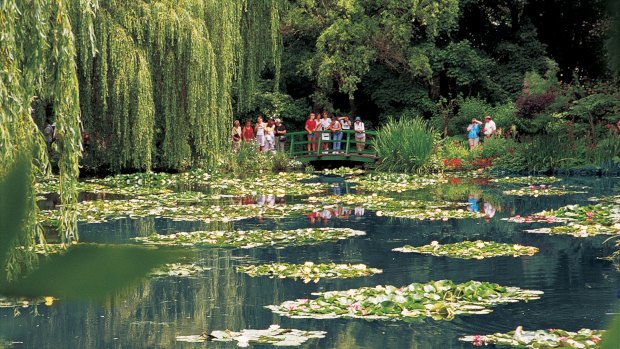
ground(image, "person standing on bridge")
xmin=320 ymin=111 xmax=332 ymax=153
xmin=305 ymin=113 xmax=318 ymax=152
xmin=274 ymin=118 xmax=287 ymax=152
xmin=330 ymin=117 xmax=342 ymax=153
xmin=354 ymin=116 xmax=366 ymax=152
xmin=255 ymin=115 xmax=267 ymax=152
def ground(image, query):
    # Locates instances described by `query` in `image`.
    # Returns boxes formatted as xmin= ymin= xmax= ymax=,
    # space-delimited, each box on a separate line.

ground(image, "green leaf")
xmin=601 ymin=305 xmax=620 ymax=349
xmin=0 ymin=155 xmax=30 ymax=284
xmin=2 ymin=245 xmax=187 ymax=300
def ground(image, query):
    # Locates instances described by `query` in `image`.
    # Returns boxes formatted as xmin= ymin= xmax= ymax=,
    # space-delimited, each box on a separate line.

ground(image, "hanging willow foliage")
xmin=0 ymin=0 xmax=96 ymax=280
xmin=75 ymin=0 xmax=285 ymax=172
xmin=1 ymin=0 xmax=284 ymax=279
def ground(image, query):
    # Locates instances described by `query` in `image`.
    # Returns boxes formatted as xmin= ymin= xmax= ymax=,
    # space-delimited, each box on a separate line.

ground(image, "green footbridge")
xmin=287 ymin=130 xmax=379 ymax=164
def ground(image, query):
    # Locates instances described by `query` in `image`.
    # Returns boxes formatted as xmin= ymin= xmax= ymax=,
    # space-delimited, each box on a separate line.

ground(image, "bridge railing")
xmin=286 ymin=129 xmax=378 ymax=160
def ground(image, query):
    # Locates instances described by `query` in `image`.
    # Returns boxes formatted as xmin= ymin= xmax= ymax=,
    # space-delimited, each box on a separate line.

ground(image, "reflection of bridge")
xmin=287 ymin=130 xmax=379 ymax=164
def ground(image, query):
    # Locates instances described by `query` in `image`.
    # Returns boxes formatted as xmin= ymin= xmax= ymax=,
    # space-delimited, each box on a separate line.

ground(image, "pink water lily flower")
xmin=530 ymin=185 xmax=537 ymax=190
xmin=350 ymin=303 xmax=361 ymax=311
xmin=286 ymin=305 xmax=296 ymax=311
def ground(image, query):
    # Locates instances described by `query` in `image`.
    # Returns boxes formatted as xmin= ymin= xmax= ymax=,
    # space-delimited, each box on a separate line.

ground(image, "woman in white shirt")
xmin=254 ymin=116 xmax=266 ymax=152
xmin=319 ymin=111 xmax=332 ymax=153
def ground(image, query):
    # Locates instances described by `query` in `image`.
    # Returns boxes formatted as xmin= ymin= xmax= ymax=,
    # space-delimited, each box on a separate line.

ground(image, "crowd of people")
xmin=232 ymin=112 xmax=367 ymax=154
xmin=233 ymin=116 xmax=288 ymax=153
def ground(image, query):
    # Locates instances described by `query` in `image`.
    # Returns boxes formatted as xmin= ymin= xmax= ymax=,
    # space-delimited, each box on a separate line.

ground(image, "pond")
xmin=1 ymin=174 xmax=619 ymax=348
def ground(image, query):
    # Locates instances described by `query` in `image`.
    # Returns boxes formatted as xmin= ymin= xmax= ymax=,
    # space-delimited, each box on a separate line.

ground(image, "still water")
xmin=1 ymin=175 xmax=619 ymax=348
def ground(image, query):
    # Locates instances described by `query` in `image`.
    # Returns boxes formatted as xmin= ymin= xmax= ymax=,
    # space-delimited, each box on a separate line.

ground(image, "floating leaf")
xmin=134 ymin=228 xmax=366 ymax=249
xmin=177 ymin=325 xmax=326 ymax=346
xmin=236 ymin=262 xmax=382 ymax=281
xmin=393 ymin=240 xmax=539 ymax=259
xmin=460 ymin=326 xmax=604 ymax=348
xmin=267 ymin=280 xmax=543 ymax=321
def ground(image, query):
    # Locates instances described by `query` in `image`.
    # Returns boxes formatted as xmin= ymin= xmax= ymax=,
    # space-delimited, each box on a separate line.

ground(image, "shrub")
xmin=374 ymin=117 xmax=436 ymax=173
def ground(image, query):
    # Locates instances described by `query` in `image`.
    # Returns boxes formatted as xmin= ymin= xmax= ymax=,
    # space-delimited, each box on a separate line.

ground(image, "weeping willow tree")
xmin=2 ymin=0 xmax=285 ymax=280
xmin=0 ymin=0 xmax=96 ymax=280
xmin=75 ymin=0 xmax=285 ymax=171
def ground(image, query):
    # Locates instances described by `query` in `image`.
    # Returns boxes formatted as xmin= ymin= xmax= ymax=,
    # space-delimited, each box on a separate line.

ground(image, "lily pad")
xmin=502 ymin=185 xmax=586 ymax=197
xmin=41 ymin=194 xmax=317 ymax=225
xmin=347 ymin=173 xmax=447 ymax=193
xmin=321 ymin=167 xmax=365 ymax=177
xmin=306 ymin=194 xmax=485 ymax=221
xmin=0 ymin=296 xmax=56 ymax=309
xmin=459 ymin=326 xmax=603 ymax=348
xmin=134 ymin=228 xmax=366 ymax=249
xmin=149 ymin=263 xmax=211 ymax=277
xmin=393 ymin=240 xmax=538 ymax=259
xmin=507 ymin=202 xmax=620 ymax=236
xmin=236 ymin=261 xmax=382 ymax=282
xmin=491 ymin=176 xmax=562 ymax=185
xmin=267 ymin=280 xmax=543 ymax=321
xmin=176 ymin=324 xmax=326 ymax=346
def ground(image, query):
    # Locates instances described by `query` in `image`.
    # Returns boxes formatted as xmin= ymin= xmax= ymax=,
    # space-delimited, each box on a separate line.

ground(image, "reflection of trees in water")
xmin=1 ymin=249 xmax=247 ymax=348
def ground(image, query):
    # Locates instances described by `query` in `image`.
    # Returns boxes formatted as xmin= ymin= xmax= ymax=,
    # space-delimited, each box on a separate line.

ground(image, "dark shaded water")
xmin=2 ymin=176 xmax=619 ymax=348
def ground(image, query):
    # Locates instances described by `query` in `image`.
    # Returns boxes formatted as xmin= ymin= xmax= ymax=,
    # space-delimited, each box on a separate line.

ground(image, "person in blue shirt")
xmin=467 ymin=118 xmax=483 ymax=149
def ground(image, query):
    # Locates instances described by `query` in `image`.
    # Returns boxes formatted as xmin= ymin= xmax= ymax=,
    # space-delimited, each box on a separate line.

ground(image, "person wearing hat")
xmin=354 ymin=116 xmax=365 ymax=152
xmin=482 ymin=115 xmax=496 ymax=139
xmin=274 ymin=118 xmax=287 ymax=152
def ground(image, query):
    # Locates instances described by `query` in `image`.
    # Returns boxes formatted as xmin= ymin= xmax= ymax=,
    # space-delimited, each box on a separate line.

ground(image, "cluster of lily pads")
xmin=347 ymin=173 xmax=446 ymax=193
xmin=134 ymin=228 xmax=366 ymax=249
xmin=321 ymin=167 xmax=365 ymax=177
xmin=306 ymin=194 xmax=484 ymax=221
xmin=491 ymin=176 xmax=562 ymax=185
xmin=459 ymin=326 xmax=603 ymax=348
xmin=507 ymin=202 xmax=620 ymax=237
xmin=502 ymin=185 xmax=586 ymax=197
xmin=38 ymin=171 xmax=323 ymax=199
xmin=393 ymin=240 xmax=539 ymax=259
xmin=267 ymin=280 xmax=543 ymax=321
xmin=40 ymin=194 xmax=321 ymax=225
xmin=0 ymin=296 xmax=55 ymax=309
xmin=149 ymin=263 xmax=210 ymax=278
xmin=176 ymin=325 xmax=327 ymax=347
xmin=236 ymin=261 xmax=382 ymax=282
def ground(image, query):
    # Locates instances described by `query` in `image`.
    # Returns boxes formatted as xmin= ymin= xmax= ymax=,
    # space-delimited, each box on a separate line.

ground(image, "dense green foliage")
xmin=374 ymin=117 xmax=437 ymax=173
xmin=66 ymin=0 xmax=284 ymax=172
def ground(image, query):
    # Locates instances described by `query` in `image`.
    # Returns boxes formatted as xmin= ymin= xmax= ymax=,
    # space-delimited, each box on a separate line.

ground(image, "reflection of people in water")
xmin=467 ymin=193 xmax=479 ymax=213
xmin=483 ymin=202 xmax=496 ymax=221
xmin=354 ymin=206 xmax=365 ymax=218
xmin=256 ymin=194 xmax=266 ymax=206
xmin=332 ymin=185 xmax=342 ymax=196
xmin=307 ymin=210 xmax=320 ymax=224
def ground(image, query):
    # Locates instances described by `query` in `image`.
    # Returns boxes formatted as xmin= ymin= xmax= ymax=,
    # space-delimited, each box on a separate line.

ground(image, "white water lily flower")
xmin=475 ymin=242 xmax=486 ymax=248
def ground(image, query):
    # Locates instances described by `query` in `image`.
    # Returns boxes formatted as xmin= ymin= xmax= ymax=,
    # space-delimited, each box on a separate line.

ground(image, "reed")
xmin=374 ymin=117 xmax=436 ymax=173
